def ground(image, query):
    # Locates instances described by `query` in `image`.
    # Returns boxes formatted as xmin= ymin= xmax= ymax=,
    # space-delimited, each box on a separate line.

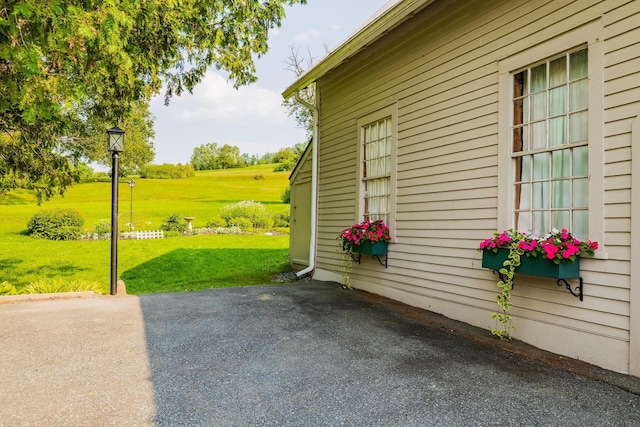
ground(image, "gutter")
xmin=293 ymin=90 xmax=318 ymax=278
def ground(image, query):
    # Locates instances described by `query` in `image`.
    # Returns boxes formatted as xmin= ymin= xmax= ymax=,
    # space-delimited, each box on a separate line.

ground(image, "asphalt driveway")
xmin=1 ymin=281 xmax=639 ymax=426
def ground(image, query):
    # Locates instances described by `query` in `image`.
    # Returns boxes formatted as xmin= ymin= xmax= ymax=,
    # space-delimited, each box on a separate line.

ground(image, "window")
xmin=512 ymin=48 xmax=589 ymax=238
xmin=357 ymin=105 xmax=397 ymax=230
xmin=498 ymin=21 xmax=604 ymax=249
xmin=362 ymin=117 xmax=392 ymax=223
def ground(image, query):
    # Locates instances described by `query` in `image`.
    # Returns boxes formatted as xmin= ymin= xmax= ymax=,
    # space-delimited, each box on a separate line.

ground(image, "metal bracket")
xmin=349 ymin=252 xmax=388 ymax=268
xmin=557 ymin=277 xmax=584 ymax=301
xmin=493 ymin=270 xmax=584 ymax=300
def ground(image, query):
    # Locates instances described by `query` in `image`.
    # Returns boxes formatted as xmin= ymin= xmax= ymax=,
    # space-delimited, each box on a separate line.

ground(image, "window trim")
xmin=356 ymin=104 xmax=398 ymax=240
xmin=497 ymin=19 xmax=605 ymax=255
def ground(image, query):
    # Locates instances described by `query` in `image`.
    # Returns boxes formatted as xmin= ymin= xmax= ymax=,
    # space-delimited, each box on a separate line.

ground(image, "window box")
xmin=350 ymin=241 xmax=388 ymax=256
xmin=481 ymin=248 xmax=580 ymax=280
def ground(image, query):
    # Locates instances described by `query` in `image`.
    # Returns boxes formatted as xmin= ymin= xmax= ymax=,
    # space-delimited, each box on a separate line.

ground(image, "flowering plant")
xmin=339 ymin=219 xmax=390 ymax=252
xmin=479 ymin=228 xmax=598 ymax=264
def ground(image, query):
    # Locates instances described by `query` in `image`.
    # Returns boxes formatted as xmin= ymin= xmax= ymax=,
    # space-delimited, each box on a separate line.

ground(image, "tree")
xmin=282 ymin=44 xmax=321 ymax=137
xmin=190 ymin=143 xmax=221 ymax=170
xmin=0 ymin=0 xmax=306 ymax=201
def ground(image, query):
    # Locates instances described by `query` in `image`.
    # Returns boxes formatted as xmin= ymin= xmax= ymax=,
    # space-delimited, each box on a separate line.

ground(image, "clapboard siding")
xmin=308 ymin=0 xmax=638 ymax=374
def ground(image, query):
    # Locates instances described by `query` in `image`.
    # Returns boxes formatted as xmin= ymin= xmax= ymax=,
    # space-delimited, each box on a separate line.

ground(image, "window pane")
xmin=569 ymin=80 xmax=588 ymax=111
xmin=549 ymin=117 xmax=566 ymax=147
xmin=531 ymin=92 xmax=547 ymax=121
xmin=514 ymin=70 xmax=528 ymax=96
xmin=570 ymin=49 xmax=588 ymax=80
xmin=549 ymin=87 xmax=567 ymax=116
xmin=533 ymin=152 xmax=549 ymax=179
xmin=517 ymin=183 xmax=530 ymax=209
xmin=552 ymin=150 xmax=570 ymax=178
xmin=531 ymin=63 xmax=547 ymax=92
xmin=573 ymin=178 xmax=588 ymax=208
xmin=516 ymin=211 xmax=531 ymax=232
xmin=549 ymin=56 xmax=567 ymax=87
xmin=514 ymin=99 xmax=524 ymax=125
xmin=532 ymin=211 xmax=549 ymax=236
xmin=533 ymin=182 xmax=549 ymax=208
xmin=552 ymin=180 xmax=570 ymax=208
xmin=521 ymin=156 xmax=531 ymax=180
xmin=532 ymin=121 xmax=547 ymax=149
xmin=569 ymin=111 xmax=588 ymax=143
xmin=573 ymin=210 xmax=588 ymax=239
xmin=513 ymin=127 xmax=527 ymax=152
xmin=573 ymin=146 xmax=588 ymax=176
xmin=552 ymin=210 xmax=570 ymax=231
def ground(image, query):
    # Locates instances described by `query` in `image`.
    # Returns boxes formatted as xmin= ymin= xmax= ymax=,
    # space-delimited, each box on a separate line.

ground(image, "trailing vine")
xmin=491 ymin=243 xmax=522 ymax=339
xmin=339 ymin=250 xmax=353 ymax=290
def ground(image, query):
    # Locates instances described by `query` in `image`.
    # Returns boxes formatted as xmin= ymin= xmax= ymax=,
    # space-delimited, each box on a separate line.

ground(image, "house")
xmin=284 ymin=0 xmax=640 ymax=377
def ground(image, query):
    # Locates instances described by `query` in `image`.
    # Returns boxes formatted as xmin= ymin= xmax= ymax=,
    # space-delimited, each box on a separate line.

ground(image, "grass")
xmin=0 ymin=165 xmax=292 ymax=294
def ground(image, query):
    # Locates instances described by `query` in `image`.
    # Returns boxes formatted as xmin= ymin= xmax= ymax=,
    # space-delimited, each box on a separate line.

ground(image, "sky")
xmin=148 ymin=0 xmax=391 ymax=165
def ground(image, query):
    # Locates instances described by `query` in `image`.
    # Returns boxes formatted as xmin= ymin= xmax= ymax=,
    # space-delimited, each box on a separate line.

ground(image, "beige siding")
xmin=312 ymin=0 xmax=640 ymax=374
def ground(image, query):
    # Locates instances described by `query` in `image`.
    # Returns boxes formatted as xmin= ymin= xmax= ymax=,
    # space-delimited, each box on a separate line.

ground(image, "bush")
xmin=272 ymin=210 xmax=290 ymax=228
xmin=140 ymin=163 xmax=195 ymax=179
xmin=281 ymin=185 xmax=291 ymax=204
xmin=93 ymin=219 xmax=111 ymax=238
xmin=0 ymin=281 xmax=18 ymax=296
xmin=229 ymin=217 xmax=253 ymax=232
xmin=27 ymin=208 xmax=85 ymax=240
xmin=22 ymin=278 xmax=104 ymax=294
xmin=205 ymin=217 xmax=227 ymax=228
xmin=273 ymin=160 xmax=296 ymax=172
xmin=161 ymin=214 xmax=187 ymax=233
xmin=220 ymin=201 xmax=270 ymax=229
xmin=254 ymin=174 xmax=265 ymax=180
xmin=193 ymin=226 xmax=244 ymax=235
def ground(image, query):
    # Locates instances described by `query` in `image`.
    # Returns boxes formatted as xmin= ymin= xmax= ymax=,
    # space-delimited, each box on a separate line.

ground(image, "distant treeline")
xmin=190 ymin=142 xmax=307 ymax=172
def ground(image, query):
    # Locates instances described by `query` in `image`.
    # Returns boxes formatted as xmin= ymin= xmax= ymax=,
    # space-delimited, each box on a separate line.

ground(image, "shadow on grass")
xmin=25 ymin=263 xmax=90 ymax=277
xmin=0 ymin=194 xmax=30 ymax=205
xmin=122 ymin=247 xmax=289 ymax=294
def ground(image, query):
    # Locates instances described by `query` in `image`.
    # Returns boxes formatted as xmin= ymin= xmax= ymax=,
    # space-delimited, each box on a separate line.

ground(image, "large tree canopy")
xmin=0 ymin=0 xmax=305 ymax=201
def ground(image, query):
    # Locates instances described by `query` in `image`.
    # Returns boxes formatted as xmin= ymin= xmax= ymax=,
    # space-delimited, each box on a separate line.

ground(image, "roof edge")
xmin=282 ymin=0 xmax=435 ymax=98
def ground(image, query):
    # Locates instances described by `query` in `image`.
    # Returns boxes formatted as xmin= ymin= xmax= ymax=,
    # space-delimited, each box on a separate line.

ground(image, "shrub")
xmin=229 ymin=216 xmax=253 ymax=232
xmin=220 ymin=200 xmax=270 ymax=229
xmin=254 ymin=174 xmax=265 ymax=180
xmin=140 ymin=163 xmax=195 ymax=179
xmin=193 ymin=226 xmax=244 ymax=235
xmin=205 ymin=217 xmax=227 ymax=228
xmin=0 ymin=281 xmax=18 ymax=296
xmin=161 ymin=214 xmax=187 ymax=233
xmin=272 ymin=210 xmax=290 ymax=228
xmin=281 ymin=185 xmax=291 ymax=204
xmin=22 ymin=278 xmax=104 ymax=294
xmin=93 ymin=219 xmax=111 ymax=238
xmin=273 ymin=160 xmax=296 ymax=172
xmin=27 ymin=208 xmax=85 ymax=240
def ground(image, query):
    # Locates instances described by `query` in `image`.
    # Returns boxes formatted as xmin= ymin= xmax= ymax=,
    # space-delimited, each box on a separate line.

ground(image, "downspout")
xmin=294 ymin=88 xmax=318 ymax=278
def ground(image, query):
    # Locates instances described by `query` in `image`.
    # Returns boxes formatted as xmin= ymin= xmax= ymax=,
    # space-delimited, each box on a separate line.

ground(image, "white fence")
xmin=121 ymin=230 xmax=164 ymax=240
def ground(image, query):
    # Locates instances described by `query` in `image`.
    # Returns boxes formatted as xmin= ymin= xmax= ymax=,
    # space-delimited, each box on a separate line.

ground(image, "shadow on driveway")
xmin=138 ymin=282 xmax=640 ymax=426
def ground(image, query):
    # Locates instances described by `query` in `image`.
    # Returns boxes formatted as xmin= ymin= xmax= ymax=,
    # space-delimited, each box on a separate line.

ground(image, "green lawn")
xmin=0 ymin=165 xmax=292 ymax=294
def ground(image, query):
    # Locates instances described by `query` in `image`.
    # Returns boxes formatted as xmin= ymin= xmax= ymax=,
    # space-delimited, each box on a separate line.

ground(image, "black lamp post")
xmin=128 ymin=179 xmax=135 ymax=231
xmin=107 ymin=126 xmax=125 ymax=296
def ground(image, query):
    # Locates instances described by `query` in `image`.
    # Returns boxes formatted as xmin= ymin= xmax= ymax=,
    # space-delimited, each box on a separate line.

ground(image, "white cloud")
xmin=294 ymin=29 xmax=322 ymax=42
xmin=152 ymin=71 xmax=288 ymax=124
xmin=329 ymin=24 xmax=342 ymax=31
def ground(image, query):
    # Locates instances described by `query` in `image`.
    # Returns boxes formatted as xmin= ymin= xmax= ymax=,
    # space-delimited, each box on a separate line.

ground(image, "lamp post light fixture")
xmin=128 ymin=179 xmax=135 ymax=231
xmin=107 ymin=126 xmax=125 ymax=296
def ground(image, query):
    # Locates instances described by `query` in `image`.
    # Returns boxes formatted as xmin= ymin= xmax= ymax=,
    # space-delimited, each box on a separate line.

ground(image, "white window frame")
xmin=497 ymin=20 xmax=605 ymax=254
xmin=356 ymin=104 xmax=398 ymax=238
